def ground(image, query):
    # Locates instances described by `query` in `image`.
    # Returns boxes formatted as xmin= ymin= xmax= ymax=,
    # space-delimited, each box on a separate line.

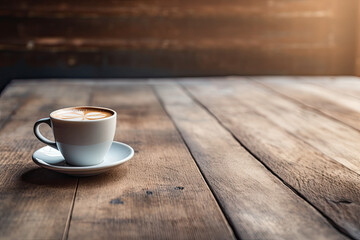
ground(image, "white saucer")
xmin=32 ymin=141 xmax=134 ymax=176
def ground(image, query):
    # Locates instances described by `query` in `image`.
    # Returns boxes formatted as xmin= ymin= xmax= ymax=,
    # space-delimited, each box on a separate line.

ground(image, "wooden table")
xmin=0 ymin=77 xmax=359 ymax=240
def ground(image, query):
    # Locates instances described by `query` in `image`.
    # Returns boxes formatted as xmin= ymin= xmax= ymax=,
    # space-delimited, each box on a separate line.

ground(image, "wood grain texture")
xmin=0 ymin=0 xmax=341 ymax=18
xmin=248 ymin=77 xmax=360 ymax=175
xmin=66 ymin=83 xmax=235 ymax=239
xmin=257 ymin=77 xmax=360 ymax=132
xmin=0 ymin=81 xmax=30 ymax=129
xmin=0 ymin=81 xmax=93 ymax=239
xmin=182 ymin=79 xmax=360 ymax=239
xmin=154 ymin=82 xmax=346 ymax=240
xmin=2 ymin=78 xmax=360 ymax=239
xmin=0 ymin=16 xmax=331 ymax=40
xmin=0 ymin=0 xmax=357 ymax=75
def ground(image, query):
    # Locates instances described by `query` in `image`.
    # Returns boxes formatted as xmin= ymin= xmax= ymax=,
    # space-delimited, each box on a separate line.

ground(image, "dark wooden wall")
xmin=0 ymin=0 xmax=359 ymax=89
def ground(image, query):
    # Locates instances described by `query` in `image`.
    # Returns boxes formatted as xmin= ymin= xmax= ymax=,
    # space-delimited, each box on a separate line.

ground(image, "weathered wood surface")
xmin=0 ymin=82 xmax=30 ymax=129
xmin=66 ymin=83 xmax=234 ymax=239
xmin=1 ymin=77 xmax=360 ymax=239
xmin=257 ymin=77 xmax=360 ymax=131
xmin=154 ymin=82 xmax=345 ymax=240
xmin=0 ymin=81 xmax=92 ymax=239
xmin=246 ymin=77 xmax=360 ymax=175
xmin=182 ymin=78 xmax=360 ymax=239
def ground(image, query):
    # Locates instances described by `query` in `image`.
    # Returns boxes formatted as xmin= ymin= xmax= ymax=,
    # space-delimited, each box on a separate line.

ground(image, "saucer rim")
xmin=32 ymin=141 xmax=134 ymax=172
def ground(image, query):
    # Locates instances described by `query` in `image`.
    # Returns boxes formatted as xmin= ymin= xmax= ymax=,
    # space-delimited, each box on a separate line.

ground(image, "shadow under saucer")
xmin=21 ymin=167 xmax=76 ymax=187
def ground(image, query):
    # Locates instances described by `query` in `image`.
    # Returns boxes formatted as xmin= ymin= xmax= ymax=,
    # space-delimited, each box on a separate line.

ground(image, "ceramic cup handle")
xmin=33 ymin=117 xmax=58 ymax=149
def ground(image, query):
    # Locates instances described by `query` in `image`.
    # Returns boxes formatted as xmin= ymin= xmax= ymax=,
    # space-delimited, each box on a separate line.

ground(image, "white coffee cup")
xmin=33 ymin=106 xmax=117 ymax=166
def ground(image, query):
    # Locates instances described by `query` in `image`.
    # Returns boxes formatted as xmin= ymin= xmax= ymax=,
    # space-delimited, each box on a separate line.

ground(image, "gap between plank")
xmin=151 ymin=84 xmax=240 ymax=240
xmin=62 ymin=178 xmax=79 ymax=240
xmin=178 ymin=82 xmax=355 ymax=240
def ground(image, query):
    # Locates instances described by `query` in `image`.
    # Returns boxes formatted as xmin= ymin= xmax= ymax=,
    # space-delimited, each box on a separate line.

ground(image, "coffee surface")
xmin=52 ymin=107 xmax=113 ymax=120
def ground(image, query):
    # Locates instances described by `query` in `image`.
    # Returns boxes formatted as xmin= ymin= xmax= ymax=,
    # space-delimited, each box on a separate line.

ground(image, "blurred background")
xmin=0 ymin=0 xmax=359 ymax=92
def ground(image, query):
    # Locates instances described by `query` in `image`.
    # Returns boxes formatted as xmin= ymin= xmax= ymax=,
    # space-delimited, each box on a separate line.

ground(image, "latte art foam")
xmin=52 ymin=107 xmax=113 ymax=121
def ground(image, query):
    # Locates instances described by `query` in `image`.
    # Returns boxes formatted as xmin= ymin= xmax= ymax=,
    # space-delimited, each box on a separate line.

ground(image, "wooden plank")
xmin=0 ymin=38 xmax=335 ymax=52
xmin=299 ymin=76 xmax=360 ymax=100
xmin=257 ymin=77 xmax=360 ymax=132
xmin=245 ymin=77 xmax=360 ymax=175
xmin=237 ymin=78 xmax=360 ymax=175
xmin=154 ymin=82 xmax=346 ymax=240
xmin=0 ymin=81 xmax=93 ymax=239
xmin=66 ymin=83 xmax=235 ymax=239
xmin=0 ymin=0 xmax=337 ymax=18
xmin=182 ymin=79 xmax=360 ymax=239
xmin=0 ymin=16 xmax=331 ymax=41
